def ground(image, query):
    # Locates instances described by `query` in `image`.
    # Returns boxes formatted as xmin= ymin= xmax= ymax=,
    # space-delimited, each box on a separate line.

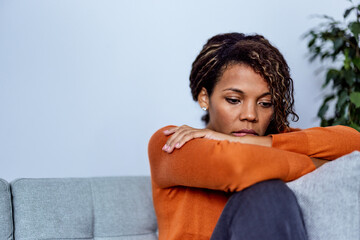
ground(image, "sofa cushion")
xmin=287 ymin=151 xmax=360 ymax=240
xmin=11 ymin=176 xmax=157 ymax=240
xmin=0 ymin=178 xmax=13 ymax=240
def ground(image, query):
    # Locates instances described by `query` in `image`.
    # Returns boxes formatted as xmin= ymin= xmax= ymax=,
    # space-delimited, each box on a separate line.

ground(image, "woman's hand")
xmin=162 ymin=125 xmax=232 ymax=153
xmin=162 ymin=125 xmax=273 ymax=153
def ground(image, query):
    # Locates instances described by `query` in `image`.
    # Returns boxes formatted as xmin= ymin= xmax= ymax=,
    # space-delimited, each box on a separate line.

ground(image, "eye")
xmin=259 ymin=102 xmax=273 ymax=108
xmin=226 ymin=98 xmax=241 ymax=104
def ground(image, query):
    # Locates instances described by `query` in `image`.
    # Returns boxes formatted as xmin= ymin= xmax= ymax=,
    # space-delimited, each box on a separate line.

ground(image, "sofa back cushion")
xmin=11 ymin=176 xmax=157 ymax=240
xmin=0 ymin=178 xmax=13 ymax=240
xmin=287 ymin=151 xmax=360 ymax=240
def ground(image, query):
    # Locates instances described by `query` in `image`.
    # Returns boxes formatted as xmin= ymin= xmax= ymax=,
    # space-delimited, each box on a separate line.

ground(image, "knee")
xmin=228 ymin=179 xmax=301 ymax=217
xmin=212 ymin=180 xmax=307 ymax=240
xmin=232 ymin=179 xmax=295 ymax=201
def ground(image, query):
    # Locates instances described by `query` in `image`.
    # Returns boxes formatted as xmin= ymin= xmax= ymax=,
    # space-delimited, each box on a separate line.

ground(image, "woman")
xmin=148 ymin=33 xmax=360 ymax=240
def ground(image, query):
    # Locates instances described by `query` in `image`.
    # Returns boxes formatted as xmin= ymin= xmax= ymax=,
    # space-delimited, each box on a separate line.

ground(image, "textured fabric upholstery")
xmin=6 ymin=151 xmax=360 ymax=240
xmin=287 ymin=151 xmax=360 ymax=240
xmin=10 ymin=176 xmax=157 ymax=240
xmin=0 ymin=178 xmax=13 ymax=240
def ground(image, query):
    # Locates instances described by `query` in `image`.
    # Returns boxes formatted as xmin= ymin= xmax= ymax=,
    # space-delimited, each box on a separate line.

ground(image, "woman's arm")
xmin=148 ymin=126 xmax=316 ymax=191
xmin=271 ymin=125 xmax=360 ymax=160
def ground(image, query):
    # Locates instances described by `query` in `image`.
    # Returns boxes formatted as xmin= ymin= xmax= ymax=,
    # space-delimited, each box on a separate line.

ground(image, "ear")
xmin=197 ymin=87 xmax=210 ymax=110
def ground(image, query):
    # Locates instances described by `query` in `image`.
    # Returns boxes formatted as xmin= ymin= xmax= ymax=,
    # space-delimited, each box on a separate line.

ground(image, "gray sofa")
xmin=0 ymin=177 xmax=158 ymax=240
xmin=1 ymin=151 xmax=359 ymax=240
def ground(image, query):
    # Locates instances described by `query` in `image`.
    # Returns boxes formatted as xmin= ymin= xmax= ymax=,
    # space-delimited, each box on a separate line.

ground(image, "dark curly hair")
xmin=189 ymin=32 xmax=298 ymax=134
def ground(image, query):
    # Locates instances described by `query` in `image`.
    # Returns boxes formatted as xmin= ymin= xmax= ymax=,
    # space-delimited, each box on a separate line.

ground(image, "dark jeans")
xmin=210 ymin=179 xmax=308 ymax=240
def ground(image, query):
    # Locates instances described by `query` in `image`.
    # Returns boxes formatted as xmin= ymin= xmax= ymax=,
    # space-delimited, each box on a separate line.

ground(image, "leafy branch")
xmin=304 ymin=0 xmax=360 ymax=131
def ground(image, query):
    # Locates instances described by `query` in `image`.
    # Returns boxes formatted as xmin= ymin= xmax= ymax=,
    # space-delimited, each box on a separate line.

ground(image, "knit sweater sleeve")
xmin=148 ymin=126 xmax=316 ymax=192
xmin=271 ymin=125 xmax=360 ymax=160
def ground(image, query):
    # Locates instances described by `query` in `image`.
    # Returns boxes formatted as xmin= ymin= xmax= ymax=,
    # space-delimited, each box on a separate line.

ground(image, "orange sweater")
xmin=148 ymin=125 xmax=360 ymax=240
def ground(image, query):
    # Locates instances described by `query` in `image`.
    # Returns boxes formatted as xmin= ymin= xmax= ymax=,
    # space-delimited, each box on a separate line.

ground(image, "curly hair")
xmin=189 ymin=33 xmax=298 ymax=134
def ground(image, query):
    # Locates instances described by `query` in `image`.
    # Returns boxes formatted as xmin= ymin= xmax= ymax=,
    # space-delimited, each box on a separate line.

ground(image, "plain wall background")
xmin=0 ymin=0 xmax=348 ymax=181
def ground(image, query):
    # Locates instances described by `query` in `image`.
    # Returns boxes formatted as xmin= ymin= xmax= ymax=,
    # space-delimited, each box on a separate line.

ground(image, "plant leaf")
xmin=320 ymin=14 xmax=336 ymax=21
xmin=344 ymin=48 xmax=351 ymax=70
xmin=308 ymin=37 xmax=316 ymax=48
xmin=349 ymin=122 xmax=360 ymax=131
xmin=344 ymin=70 xmax=355 ymax=85
xmin=333 ymin=38 xmax=344 ymax=51
xmin=350 ymin=91 xmax=360 ymax=108
xmin=349 ymin=22 xmax=360 ymax=40
xmin=333 ymin=117 xmax=347 ymax=125
xmin=353 ymin=57 xmax=360 ymax=70
xmin=318 ymin=104 xmax=329 ymax=118
xmin=344 ymin=7 xmax=355 ymax=18
xmin=336 ymin=91 xmax=348 ymax=113
xmin=325 ymin=69 xmax=339 ymax=87
xmin=317 ymin=95 xmax=335 ymax=118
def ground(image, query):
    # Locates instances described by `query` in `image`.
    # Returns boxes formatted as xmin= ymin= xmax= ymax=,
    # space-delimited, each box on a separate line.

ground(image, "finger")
xmin=165 ymin=127 xmax=191 ymax=152
xmin=175 ymin=130 xmax=206 ymax=149
xmin=167 ymin=129 xmax=205 ymax=153
xmin=162 ymin=126 xmax=190 ymax=152
xmin=163 ymin=127 xmax=179 ymax=135
xmin=163 ymin=124 xmax=190 ymax=137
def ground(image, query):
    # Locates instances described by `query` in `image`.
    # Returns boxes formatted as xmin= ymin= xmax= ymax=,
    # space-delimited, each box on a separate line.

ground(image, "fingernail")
xmin=162 ymin=144 xmax=168 ymax=151
xmin=175 ymin=143 xmax=180 ymax=148
xmin=163 ymin=130 xmax=169 ymax=134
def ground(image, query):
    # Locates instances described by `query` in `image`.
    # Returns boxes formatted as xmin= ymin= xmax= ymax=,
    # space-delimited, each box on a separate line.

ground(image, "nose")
xmin=239 ymin=101 xmax=258 ymax=122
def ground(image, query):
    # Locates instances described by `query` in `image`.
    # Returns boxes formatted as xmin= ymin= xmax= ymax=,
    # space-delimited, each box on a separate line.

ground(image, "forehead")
xmin=215 ymin=64 xmax=269 ymax=93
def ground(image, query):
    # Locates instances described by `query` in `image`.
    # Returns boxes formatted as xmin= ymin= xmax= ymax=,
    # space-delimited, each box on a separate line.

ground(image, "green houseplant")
xmin=304 ymin=0 xmax=360 ymax=131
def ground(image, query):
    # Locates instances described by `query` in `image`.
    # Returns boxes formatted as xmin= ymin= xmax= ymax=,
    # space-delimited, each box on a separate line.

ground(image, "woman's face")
xmin=199 ymin=64 xmax=274 ymax=136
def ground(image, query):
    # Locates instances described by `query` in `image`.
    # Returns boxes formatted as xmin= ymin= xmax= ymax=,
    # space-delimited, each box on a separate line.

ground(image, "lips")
xmin=231 ymin=129 xmax=259 ymax=137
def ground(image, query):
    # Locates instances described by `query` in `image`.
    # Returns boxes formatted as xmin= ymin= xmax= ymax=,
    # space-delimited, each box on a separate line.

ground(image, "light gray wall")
xmin=0 ymin=0 xmax=347 ymax=181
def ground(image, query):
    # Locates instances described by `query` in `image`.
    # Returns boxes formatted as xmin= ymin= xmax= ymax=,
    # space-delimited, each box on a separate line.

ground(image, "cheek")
xmin=259 ymin=109 xmax=274 ymax=129
xmin=210 ymin=102 xmax=234 ymax=128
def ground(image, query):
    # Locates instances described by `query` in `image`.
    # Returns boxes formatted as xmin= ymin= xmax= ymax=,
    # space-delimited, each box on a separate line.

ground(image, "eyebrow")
xmin=223 ymin=88 xmax=271 ymax=98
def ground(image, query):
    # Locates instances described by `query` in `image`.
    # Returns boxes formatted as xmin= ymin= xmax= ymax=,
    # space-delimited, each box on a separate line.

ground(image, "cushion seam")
xmin=358 ymin=179 xmax=360 ymax=239
xmin=95 ymin=232 xmax=157 ymax=237
xmin=89 ymin=180 xmax=95 ymax=238
xmin=5 ymin=180 xmax=13 ymax=240
xmin=16 ymin=232 xmax=157 ymax=240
